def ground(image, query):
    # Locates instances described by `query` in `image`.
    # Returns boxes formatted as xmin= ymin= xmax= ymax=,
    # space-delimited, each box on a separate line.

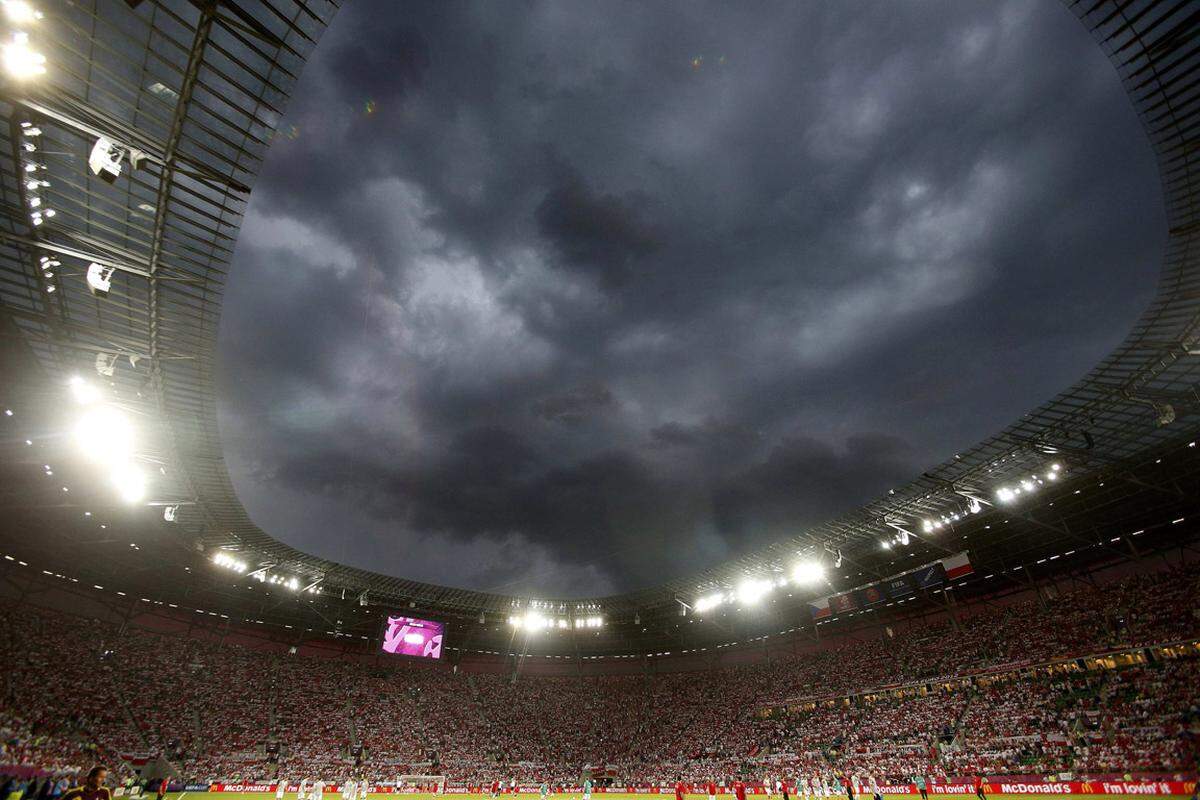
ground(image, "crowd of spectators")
xmin=1 ymin=568 xmax=1196 ymax=788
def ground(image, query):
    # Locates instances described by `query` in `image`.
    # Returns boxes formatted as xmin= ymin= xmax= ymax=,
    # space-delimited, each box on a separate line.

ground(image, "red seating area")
xmin=1 ymin=567 xmax=1197 ymax=787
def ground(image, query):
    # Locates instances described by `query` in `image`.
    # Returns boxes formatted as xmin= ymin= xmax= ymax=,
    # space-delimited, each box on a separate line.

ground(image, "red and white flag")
xmin=941 ymin=551 xmax=974 ymax=579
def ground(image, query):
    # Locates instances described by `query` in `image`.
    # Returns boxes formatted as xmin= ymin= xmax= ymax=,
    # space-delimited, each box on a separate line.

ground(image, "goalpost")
xmin=395 ymin=775 xmax=447 ymax=795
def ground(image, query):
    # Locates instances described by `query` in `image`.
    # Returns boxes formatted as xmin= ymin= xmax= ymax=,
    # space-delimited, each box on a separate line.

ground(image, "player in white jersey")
xmin=343 ymin=779 xmax=356 ymax=800
xmin=299 ymin=779 xmax=310 ymax=800
xmin=312 ymin=780 xmax=325 ymax=800
xmin=276 ymin=780 xmax=286 ymax=800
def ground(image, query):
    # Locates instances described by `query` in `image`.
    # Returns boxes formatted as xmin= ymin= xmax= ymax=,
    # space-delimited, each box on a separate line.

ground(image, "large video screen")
xmin=380 ymin=615 xmax=444 ymax=660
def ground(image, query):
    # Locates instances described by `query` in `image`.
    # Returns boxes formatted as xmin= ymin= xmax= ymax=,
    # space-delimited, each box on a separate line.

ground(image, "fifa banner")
xmin=810 ymin=552 xmax=975 ymax=620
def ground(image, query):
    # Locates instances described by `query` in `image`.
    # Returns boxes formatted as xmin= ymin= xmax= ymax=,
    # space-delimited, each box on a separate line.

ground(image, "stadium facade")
xmin=0 ymin=0 xmax=1198 ymax=663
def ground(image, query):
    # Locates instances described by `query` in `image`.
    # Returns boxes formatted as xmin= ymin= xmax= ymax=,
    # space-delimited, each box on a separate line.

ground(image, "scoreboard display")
xmin=380 ymin=614 xmax=444 ymax=660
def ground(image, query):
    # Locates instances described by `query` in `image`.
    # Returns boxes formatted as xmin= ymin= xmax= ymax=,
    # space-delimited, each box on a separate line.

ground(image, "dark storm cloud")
xmin=534 ymin=382 xmax=616 ymax=425
xmin=217 ymin=0 xmax=1163 ymax=597
xmin=537 ymin=168 xmax=663 ymax=288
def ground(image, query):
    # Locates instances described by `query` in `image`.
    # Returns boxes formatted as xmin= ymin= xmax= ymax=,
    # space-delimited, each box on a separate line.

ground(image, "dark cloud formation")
xmin=217 ymin=0 xmax=1163 ymax=598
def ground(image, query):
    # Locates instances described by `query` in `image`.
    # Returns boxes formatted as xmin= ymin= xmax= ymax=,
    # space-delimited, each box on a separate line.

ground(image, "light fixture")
xmin=68 ymin=375 xmax=100 ymax=404
xmin=95 ymin=352 xmax=118 ymax=377
xmin=74 ymin=406 xmax=134 ymax=463
xmin=88 ymin=137 xmax=124 ymax=183
xmin=736 ymin=577 xmax=772 ymax=605
xmin=3 ymin=32 xmax=45 ymax=79
xmin=1155 ymin=403 xmax=1175 ymax=427
xmin=88 ymin=136 xmax=146 ymax=184
xmin=693 ymin=592 xmax=724 ymax=614
xmin=110 ymin=462 xmax=145 ymax=503
xmin=2 ymin=0 xmax=43 ymax=24
xmin=86 ymin=262 xmax=115 ymax=296
xmin=791 ymin=561 xmax=825 ymax=585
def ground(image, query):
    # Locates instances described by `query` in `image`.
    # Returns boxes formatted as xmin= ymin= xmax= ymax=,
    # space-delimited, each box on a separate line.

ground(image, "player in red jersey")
xmin=733 ymin=780 xmax=747 ymax=800
xmin=707 ymin=781 xmax=718 ymax=800
xmin=491 ymin=781 xmax=500 ymax=799
xmin=60 ymin=767 xmax=111 ymax=800
xmin=676 ymin=779 xmax=688 ymax=800
xmin=973 ymin=775 xmax=986 ymax=800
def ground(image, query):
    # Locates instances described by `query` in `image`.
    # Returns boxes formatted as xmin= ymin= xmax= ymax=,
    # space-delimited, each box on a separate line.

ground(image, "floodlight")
xmin=2 ymin=1 xmax=43 ymax=23
xmin=74 ymin=406 xmax=134 ymax=463
xmin=3 ymin=33 xmax=45 ymax=79
xmin=736 ymin=577 xmax=771 ymax=605
xmin=922 ymin=519 xmax=933 ymax=532
xmin=110 ymin=462 xmax=145 ymax=503
xmin=694 ymin=592 xmax=725 ymax=613
xmin=68 ymin=375 xmax=100 ymax=404
xmin=995 ymin=487 xmax=1015 ymax=504
xmin=791 ymin=561 xmax=825 ymax=585
xmin=880 ymin=540 xmax=892 ymax=550
xmin=86 ymin=262 xmax=114 ymax=296
xmin=89 ymin=137 xmax=124 ymax=183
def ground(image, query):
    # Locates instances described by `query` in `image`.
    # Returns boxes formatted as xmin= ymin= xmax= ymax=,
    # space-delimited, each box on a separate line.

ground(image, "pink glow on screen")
xmin=381 ymin=615 xmax=444 ymax=659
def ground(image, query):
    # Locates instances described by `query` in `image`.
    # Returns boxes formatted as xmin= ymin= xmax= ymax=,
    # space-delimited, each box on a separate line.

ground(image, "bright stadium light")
xmin=3 ymin=32 xmax=45 ymax=79
xmin=995 ymin=486 xmax=1015 ymax=504
xmin=2 ymin=0 xmax=44 ymax=23
xmin=694 ymin=592 xmax=725 ymax=613
xmin=74 ymin=406 xmax=134 ymax=463
xmin=110 ymin=462 xmax=145 ymax=503
xmin=736 ymin=577 xmax=772 ymax=606
xmin=68 ymin=375 xmax=101 ymax=404
xmin=791 ymin=561 xmax=825 ymax=585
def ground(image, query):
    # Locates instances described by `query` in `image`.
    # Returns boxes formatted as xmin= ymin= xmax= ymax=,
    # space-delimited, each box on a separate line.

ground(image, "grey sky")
xmin=216 ymin=0 xmax=1163 ymax=598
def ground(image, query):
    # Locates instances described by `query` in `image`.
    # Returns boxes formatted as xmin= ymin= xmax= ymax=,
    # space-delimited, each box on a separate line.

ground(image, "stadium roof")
xmin=1 ymin=0 xmax=1199 ymax=650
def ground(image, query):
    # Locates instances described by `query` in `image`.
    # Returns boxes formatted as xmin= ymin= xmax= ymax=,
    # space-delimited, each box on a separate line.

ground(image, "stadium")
xmin=0 ymin=2 xmax=1198 ymax=800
